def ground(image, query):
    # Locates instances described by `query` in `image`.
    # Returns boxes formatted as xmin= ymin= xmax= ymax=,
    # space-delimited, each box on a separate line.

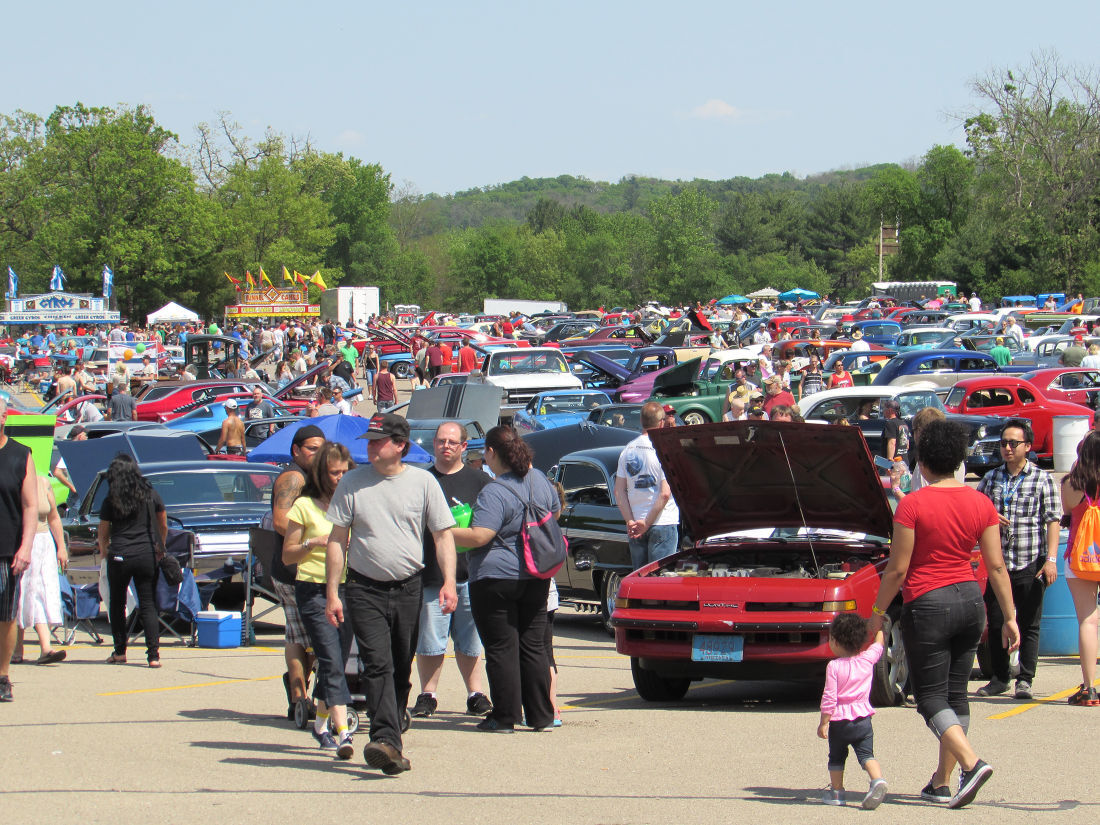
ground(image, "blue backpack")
xmin=491 ymin=477 xmax=568 ymax=579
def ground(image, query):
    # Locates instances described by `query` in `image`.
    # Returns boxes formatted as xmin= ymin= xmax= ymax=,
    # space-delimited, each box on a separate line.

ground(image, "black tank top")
xmin=0 ymin=438 xmax=32 ymax=559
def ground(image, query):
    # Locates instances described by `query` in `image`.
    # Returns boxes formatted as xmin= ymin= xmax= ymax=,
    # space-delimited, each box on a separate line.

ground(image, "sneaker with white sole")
xmin=975 ymin=679 xmax=1008 ymax=697
xmin=312 ymin=728 xmax=338 ymax=751
xmin=1014 ymin=680 xmax=1033 ymax=700
xmin=466 ymin=692 xmax=493 ymax=716
xmin=920 ymin=779 xmax=951 ymax=804
xmin=949 ymin=759 xmax=992 ymax=809
xmin=336 ymin=732 xmax=354 ymax=760
xmin=862 ymin=778 xmax=888 ymax=810
xmin=822 ymin=788 xmax=844 ymax=806
xmin=410 ymin=692 xmax=437 ymax=718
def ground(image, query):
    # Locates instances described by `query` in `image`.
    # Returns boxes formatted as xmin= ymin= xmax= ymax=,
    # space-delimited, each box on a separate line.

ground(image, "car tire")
xmin=681 ymin=410 xmax=710 ymax=426
xmin=391 ymin=361 xmax=411 ymax=380
xmin=600 ymin=571 xmax=622 ymax=637
xmin=870 ymin=610 xmax=908 ymax=707
xmin=630 ymin=657 xmax=690 ymax=701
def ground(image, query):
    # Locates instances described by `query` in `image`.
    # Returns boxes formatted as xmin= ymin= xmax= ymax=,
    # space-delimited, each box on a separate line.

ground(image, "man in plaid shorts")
xmin=0 ymin=398 xmax=39 ymax=702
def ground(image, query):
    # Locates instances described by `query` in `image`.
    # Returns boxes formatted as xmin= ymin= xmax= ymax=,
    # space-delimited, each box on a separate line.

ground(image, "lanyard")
xmin=1001 ymin=471 xmax=1025 ymax=506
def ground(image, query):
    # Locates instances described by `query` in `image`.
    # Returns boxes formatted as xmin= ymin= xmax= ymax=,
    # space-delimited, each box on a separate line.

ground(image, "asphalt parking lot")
xmin=3 ymin=607 xmax=1098 ymax=824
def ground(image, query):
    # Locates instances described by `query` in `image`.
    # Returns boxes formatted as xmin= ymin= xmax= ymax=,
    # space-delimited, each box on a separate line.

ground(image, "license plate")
xmin=691 ymin=634 xmax=744 ymax=663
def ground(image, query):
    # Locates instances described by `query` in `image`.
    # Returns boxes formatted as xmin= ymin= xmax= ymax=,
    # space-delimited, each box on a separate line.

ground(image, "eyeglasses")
xmin=434 ymin=439 xmax=466 ymax=447
xmin=999 ymin=439 xmax=1026 ymax=449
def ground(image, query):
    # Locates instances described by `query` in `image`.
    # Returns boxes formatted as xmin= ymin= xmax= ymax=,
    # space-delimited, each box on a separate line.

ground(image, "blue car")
xmin=163 ymin=398 xmax=294 ymax=433
xmin=513 ymin=390 xmax=614 ymax=434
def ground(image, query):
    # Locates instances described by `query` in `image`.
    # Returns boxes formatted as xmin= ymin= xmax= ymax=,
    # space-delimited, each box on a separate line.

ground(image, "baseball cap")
xmin=662 ymin=404 xmax=676 ymax=417
xmin=764 ymin=375 xmax=781 ymax=386
xmin=359 ymin=412 xmax=410 ymax=441
xmin=224 ymin=398 xmax=238 ymax=409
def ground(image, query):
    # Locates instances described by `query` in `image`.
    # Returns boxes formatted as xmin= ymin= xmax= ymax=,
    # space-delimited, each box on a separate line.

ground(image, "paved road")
xmin=3 ymin=607 xmax=1097 ymax=823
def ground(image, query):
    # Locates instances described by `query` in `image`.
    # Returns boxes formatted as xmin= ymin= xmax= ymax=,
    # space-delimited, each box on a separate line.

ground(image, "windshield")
xmin=489 ymin=351 xmax=569 ymax=374
xmin=944 ymin=387 xmax=966 ymax=407
xmin=89 ymin=468 xmax=278 ymax=514
xmin=896 ymin=390 xmax=946 ymax=418
xmin=534 ymin=392 xmax=611 ymax=413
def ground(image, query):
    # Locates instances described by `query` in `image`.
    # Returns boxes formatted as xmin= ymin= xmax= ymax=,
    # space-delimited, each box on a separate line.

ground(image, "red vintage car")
xmin=1020 ymin=368 xmax=1100 ymax=410
xmin=562 ymin=325 xmax=655 ymax=348
xmin=943 ymin=375 xmax=1095 ymax=459
xmin=611 ymin=422 xmax=911 ymax=706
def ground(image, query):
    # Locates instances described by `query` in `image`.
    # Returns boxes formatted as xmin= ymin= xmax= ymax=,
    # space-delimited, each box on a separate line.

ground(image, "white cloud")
xmin=691 ymin=99 xmax=742 ymax=120
xmin=335 ymin=129 xmax=365 ymax=145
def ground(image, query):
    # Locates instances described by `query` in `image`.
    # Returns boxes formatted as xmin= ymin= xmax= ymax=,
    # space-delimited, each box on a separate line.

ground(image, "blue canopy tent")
xmin=247 ymin=414 xmax=432 ymax=465
xmin=716 ymin=294 xmax=750 ymax=305
xmin=778 ymin=288 xmax=819 ymax=302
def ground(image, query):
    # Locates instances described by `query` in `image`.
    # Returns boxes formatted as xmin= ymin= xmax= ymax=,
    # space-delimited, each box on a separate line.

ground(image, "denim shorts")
xmin=416 ymin=581 xmax=483 ymax=657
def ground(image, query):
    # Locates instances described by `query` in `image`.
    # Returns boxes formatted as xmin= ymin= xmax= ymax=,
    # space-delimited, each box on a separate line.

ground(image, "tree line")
xmin=1 ymin=52 xmax=1098 ymax=320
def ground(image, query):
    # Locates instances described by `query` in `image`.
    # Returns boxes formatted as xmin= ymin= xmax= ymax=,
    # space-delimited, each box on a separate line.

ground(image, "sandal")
xmin=106 ymin=653 xmax=127 ymax=665
xmin=36 ymin=650 xmax=66 ymax=665
xmin=1067 ymin=685 xmax=1099 ymax=706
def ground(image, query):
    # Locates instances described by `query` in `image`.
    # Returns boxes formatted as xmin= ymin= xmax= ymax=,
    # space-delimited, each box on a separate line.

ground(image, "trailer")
xmin=320 ymin=286 xmax=381 ymax=325
xmin=483 ymin=298 xmax=568 ymax=316
xmin=871 ymin=281 xmax=956 ymax=303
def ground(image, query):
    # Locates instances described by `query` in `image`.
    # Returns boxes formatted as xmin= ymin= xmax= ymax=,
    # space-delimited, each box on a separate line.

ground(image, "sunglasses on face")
xmin=999 ymin=439 xmax=1026 ymax=449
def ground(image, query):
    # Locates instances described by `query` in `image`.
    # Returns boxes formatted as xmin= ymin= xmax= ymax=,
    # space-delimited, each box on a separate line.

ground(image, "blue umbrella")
xmin=247 ymin=414 xmax=432 ymax=465
xmin=778 ymin=287 xmax=819 ymax=302
xmin=716 ymin=294 xmax=750 ymax=305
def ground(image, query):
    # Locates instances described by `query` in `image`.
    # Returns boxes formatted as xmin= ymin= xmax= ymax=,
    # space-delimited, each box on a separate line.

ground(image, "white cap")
xmin=224 ymin=399 xmax=238 ymax=409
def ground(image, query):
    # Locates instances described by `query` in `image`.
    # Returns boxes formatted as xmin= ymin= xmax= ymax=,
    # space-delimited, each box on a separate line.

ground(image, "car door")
xmin=555 ymin=460 xmax=629 ymax=603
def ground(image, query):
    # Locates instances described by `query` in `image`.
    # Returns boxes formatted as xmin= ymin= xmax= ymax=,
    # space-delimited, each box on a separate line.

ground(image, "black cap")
xmin=291 ymin=423 xmax=325 ymax=447
xmin=359 ymin=412 xmax=410 ymax=441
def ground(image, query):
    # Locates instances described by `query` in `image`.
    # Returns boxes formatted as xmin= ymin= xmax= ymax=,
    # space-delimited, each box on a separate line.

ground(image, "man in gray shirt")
xmin=325 ymin=412 xmax=457 ymax=776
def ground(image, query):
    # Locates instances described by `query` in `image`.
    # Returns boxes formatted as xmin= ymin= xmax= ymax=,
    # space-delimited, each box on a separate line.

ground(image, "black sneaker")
xmin=466 ymin=692 xmax=493 ymax=716
xmin=948 ymin=759 xmax=993 ymax=809
xmin=476 ymin=716 xmax=514 ymax=733
xmin=920 ymin=779 xmax=951 ymax=804
xmin=975 ymin=679 xmax=1008 ymax=697
xmin=0 ymin=676 xmax=11 ymax=702
xmin=410 ymin=692 xmax=437 ymax=718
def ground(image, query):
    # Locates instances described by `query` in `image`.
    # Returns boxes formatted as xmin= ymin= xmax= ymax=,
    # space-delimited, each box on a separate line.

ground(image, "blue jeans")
xmin=628 ymin=523 xmax=679 ymax=570
xmin=295 ymin=581 xmax=352 ymax=707
xmin=417 ymin=581 xmax=482 ymax=657
xmin=900 ymin=581 xmax=985 ymax=738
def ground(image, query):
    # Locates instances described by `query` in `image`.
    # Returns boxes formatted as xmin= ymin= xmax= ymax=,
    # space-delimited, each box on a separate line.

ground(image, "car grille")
xmin=620 ymin=599 xmax=700 ymax=610
xmin=506 ymin=388 xmax=546 ymax=405
xmin=971 ymin=439 xmax=1001 ymax=458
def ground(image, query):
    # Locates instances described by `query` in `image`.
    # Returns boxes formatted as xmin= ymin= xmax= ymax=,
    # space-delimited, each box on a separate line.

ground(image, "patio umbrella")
xmin=716 ymin=294 xmax=750 ymax=305
xmin=778 ymin=287 xmax=819 ymax=302
xmin=747 ymin=287 xmax=780 ymax=299
xmin=247 ymin=414 xmax=432 ymax=465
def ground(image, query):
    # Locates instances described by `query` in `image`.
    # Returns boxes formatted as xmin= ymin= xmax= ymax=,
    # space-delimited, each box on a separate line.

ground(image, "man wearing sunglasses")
xmin=975 ymin=418 xmax=1061 ymax=701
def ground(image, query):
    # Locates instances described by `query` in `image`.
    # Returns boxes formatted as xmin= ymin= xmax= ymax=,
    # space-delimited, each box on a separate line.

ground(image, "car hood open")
xmin=650 ymin=357 xmax=702 ymax=393
xmin=647 ymin=421 xmax=893 ymax=541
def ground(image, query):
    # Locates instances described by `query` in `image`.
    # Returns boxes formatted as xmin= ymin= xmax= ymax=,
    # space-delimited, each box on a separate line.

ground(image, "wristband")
xmin=871 ymin=605 xmax=886 ymax=617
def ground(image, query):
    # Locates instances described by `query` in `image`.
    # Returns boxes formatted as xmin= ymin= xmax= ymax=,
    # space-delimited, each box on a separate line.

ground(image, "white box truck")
xmin=483 ymin=298 xmax=568 ymax=316
xmin=321 ymin=286 xmax=381 ymax=324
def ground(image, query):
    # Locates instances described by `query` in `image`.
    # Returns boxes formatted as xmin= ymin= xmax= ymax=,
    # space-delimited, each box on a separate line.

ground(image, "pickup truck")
xmin=481 ymin=347 xmax=582 ymax=416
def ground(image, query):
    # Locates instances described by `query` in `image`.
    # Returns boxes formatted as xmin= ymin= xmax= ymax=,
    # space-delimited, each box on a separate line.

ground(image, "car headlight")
xmin=822 ymin=600 xmax=857 ymax=612
xmin=614 ymin=597 xmax=630 ymax=609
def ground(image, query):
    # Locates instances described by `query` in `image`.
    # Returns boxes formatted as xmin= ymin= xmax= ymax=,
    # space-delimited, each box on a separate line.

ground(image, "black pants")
xmin=107 ymin=553 xmax=159 ymax=659
xmin=344 ymin=576 xmax=421 ymax=751
xmin=901 ymin=581 xmax=985 ymax=738
xmin=296 ymin=581 xmax=352 ymax=707
xmin=985 ymin=558 xmax=1046 ymax=683
xmin=469 ymin=577 xmax=553 ymax=728
xmin=827 ymin=715 xmax=875 ymax=771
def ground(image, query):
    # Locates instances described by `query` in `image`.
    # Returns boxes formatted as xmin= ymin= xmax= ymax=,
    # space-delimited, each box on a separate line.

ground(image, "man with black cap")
xmin=270 ymin=423 xmax=326 ymax=721
xmin=325 ymin=412 xmax=458 ymax=775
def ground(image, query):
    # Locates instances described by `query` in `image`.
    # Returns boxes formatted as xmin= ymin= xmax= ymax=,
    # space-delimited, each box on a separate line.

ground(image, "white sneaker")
xmin=862 ymin=778 xmax=888 ymax=810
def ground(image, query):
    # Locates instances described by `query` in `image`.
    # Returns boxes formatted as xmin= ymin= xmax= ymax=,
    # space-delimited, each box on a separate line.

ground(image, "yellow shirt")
xmin=286 ymin=496 xmax=344 ymax=584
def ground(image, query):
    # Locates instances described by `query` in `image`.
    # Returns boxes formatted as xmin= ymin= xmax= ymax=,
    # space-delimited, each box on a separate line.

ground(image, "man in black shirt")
xmin=880 ymin=400 xmax=911 ymax=462
xmin=0 ymin=398 xmax=39 ymax=701
xmin=409 ymin=421 xmax=492 ymax=719
xmin=107 ymin=384 xmax=138 ymax=421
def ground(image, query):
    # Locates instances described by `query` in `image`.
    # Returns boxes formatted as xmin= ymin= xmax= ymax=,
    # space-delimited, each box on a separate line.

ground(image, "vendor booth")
xmin=147 ymin=301 xmax=200 ymax=325
xmin=225 ymin=286 xmax=319 ymax=320
xmin=2 ymin=291 xmax=119 ymax=326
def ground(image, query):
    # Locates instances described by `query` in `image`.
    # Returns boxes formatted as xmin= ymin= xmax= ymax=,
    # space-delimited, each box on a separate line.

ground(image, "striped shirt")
xmin=976 ymin=462 xmax=1060 ymax=570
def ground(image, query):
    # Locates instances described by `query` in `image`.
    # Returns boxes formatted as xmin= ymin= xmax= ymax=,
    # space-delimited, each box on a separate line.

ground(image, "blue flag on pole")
xmin=5 ymin=266 xmax=16 ymax=299
xmin=102 ymin=264 xmax=114 ymax=299
xmin=49 ymin=265 xmax=66 ymax=291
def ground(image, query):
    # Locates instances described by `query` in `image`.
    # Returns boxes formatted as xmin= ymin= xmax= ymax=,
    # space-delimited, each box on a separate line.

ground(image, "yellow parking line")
xmin=987 ymin=678 xmax=1100 ymax=719
xmin=98 ymin=675 xmax=281 ymax=697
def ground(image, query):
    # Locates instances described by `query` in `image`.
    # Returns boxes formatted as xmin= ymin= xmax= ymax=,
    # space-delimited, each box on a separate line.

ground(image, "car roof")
xmin=557 ymin=446 xmax=624 ymax=472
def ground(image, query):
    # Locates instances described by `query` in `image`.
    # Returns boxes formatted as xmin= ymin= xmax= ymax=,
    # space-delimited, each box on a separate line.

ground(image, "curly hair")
xmin=485 ymin=425 xmax=534 ymax=476
xmin=105 ymin=453 xmax=155 ymax=520
xmin=916 ymin=419 xmax=968 ymax=476
xmin=302 ymin=441 xmax=355 ymax=501
xmin=830 ymin=612 xmax=868 ymax=656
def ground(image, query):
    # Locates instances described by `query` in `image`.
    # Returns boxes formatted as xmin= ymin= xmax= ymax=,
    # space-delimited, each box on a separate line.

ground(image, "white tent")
xmin=147 ymin=301 xmax=200 ymax=325
xmin=747 ymin=287 xmax=780 ymax=299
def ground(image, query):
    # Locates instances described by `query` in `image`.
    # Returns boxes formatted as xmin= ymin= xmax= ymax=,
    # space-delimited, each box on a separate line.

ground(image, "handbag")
xmin=148 ymin=499 xmax=183 ymax=586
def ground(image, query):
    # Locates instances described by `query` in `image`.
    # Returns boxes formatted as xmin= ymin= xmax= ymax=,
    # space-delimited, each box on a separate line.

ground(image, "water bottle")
xmin=1009 ymin=648 xmax=1021 ymax=677
xmin=891 ymin=456 xmax=911 ymax=493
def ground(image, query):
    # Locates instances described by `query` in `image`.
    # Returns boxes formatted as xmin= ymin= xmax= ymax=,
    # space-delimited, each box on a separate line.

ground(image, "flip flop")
xmin=36 ymin=650 xmax=66 ymax=665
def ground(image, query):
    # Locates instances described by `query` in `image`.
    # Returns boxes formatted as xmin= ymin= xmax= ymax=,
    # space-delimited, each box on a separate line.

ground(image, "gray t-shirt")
xmin=468 ymin=470 xmax=560 ymax=582
xmin=327 ymin=463 xmax=455 ymax=581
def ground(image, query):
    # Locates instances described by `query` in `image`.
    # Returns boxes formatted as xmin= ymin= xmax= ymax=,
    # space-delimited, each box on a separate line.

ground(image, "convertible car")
xmin=611 ymin=421 xmax=910 ymax=706
xmin=513 ymin=390 xmax=613 ymax=433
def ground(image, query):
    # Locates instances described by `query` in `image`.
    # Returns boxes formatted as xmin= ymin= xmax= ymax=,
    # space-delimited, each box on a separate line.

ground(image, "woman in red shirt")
xmin=868 ymin=420 xmax=1018 ymax=809
xmin=827 ymin=359 xmax=853 ymax=390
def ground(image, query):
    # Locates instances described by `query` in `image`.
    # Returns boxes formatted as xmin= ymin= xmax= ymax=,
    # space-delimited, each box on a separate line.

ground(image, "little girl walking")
xmin=817 ymin=613 xmax=888 ymax=809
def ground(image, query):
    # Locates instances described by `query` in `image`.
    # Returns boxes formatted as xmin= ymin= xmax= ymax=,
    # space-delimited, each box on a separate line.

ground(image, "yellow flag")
xmin=259 ymin=267 xmax=274 ymax=287
xmin=310 ymin=271 xmax=327 ymax=291
xmin=293 ymin=270 xmax=307 ymax=286
xmin=245 ymin=270 xmax=255 ymax=290
xmin=282 ymin=266 xmax=292 ymax=283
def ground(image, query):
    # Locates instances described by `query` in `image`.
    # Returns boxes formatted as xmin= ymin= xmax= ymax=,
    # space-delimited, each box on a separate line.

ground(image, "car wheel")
xmin=600 ymin=570 xmax=622 ymax=637
xmin=681 ymin=410 xmax=709 ymax=426
xmin=870 ymin=610 xmax=908 ymax=707
xmin=391 ymin=361 xmax=411 ymax=379
xmin=630 ymin=657 xmax=690 ymax=701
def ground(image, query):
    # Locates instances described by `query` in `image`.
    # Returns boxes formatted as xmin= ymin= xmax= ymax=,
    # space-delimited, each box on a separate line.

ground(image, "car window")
xmin=959 ymin=358 xmax=990 ymax=371
xmin=593 ymin=407 xmax=642 ymax=430
xmin=896 ymin=390 xmax=944 ymax=417
xmin=945 ymin=387 xmax=966 ymax=407
xmin=537 ymin=393 xmax=611 ymax=414
xmin=1018 ymin=387 xmax=1037 ymax=404
xmin=558 ymin=462 xmax=611 ymax=506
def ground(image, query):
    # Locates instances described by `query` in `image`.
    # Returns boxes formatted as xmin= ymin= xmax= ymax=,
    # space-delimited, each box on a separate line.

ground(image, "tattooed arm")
xmin=271 ymin=467 xmax=305 ymax=536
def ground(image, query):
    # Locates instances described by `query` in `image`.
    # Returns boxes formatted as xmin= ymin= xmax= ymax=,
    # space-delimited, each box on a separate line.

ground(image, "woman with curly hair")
xmin=96 ymin=453 xmax=167 ymax=667
xmin=451 ymin=425 xmax=558 ymax=732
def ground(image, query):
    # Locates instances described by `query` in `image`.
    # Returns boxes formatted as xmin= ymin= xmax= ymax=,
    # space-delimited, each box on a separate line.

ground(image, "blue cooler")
xmin=197 ymin=611 xmax=243 ymax=649
xmin=1039 ymin=530 xmax=1079 ymax=655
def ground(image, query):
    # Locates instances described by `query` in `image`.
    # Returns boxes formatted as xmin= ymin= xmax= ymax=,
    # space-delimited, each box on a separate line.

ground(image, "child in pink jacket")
xmin=817 ymin=613 xmax=888 ymax=809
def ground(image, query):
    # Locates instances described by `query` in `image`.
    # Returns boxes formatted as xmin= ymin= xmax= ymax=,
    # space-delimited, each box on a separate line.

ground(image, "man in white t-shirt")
xmin=969 ymin=292 xmax=982 ymax=312
xmin=614 ymin=402 xmax=680 ymax=570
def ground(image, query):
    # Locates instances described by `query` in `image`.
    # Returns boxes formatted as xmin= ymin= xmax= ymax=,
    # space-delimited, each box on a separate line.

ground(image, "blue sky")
xmin=4 ymin=1 xmax=1099 ymax=195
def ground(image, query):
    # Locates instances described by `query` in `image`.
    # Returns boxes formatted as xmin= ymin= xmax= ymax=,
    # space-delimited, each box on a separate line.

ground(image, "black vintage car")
xmin=549 ymin=446 xmax=634 ymax=632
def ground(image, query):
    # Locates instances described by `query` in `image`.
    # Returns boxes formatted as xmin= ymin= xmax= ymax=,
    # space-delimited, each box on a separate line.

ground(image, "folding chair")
xmin=58 ymin=573 xmax=103 ymax=646
xmin=128 ymin=529 xmax=202 ymax=646
xmin=244 ymin=527 xmax=283 ymax=647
